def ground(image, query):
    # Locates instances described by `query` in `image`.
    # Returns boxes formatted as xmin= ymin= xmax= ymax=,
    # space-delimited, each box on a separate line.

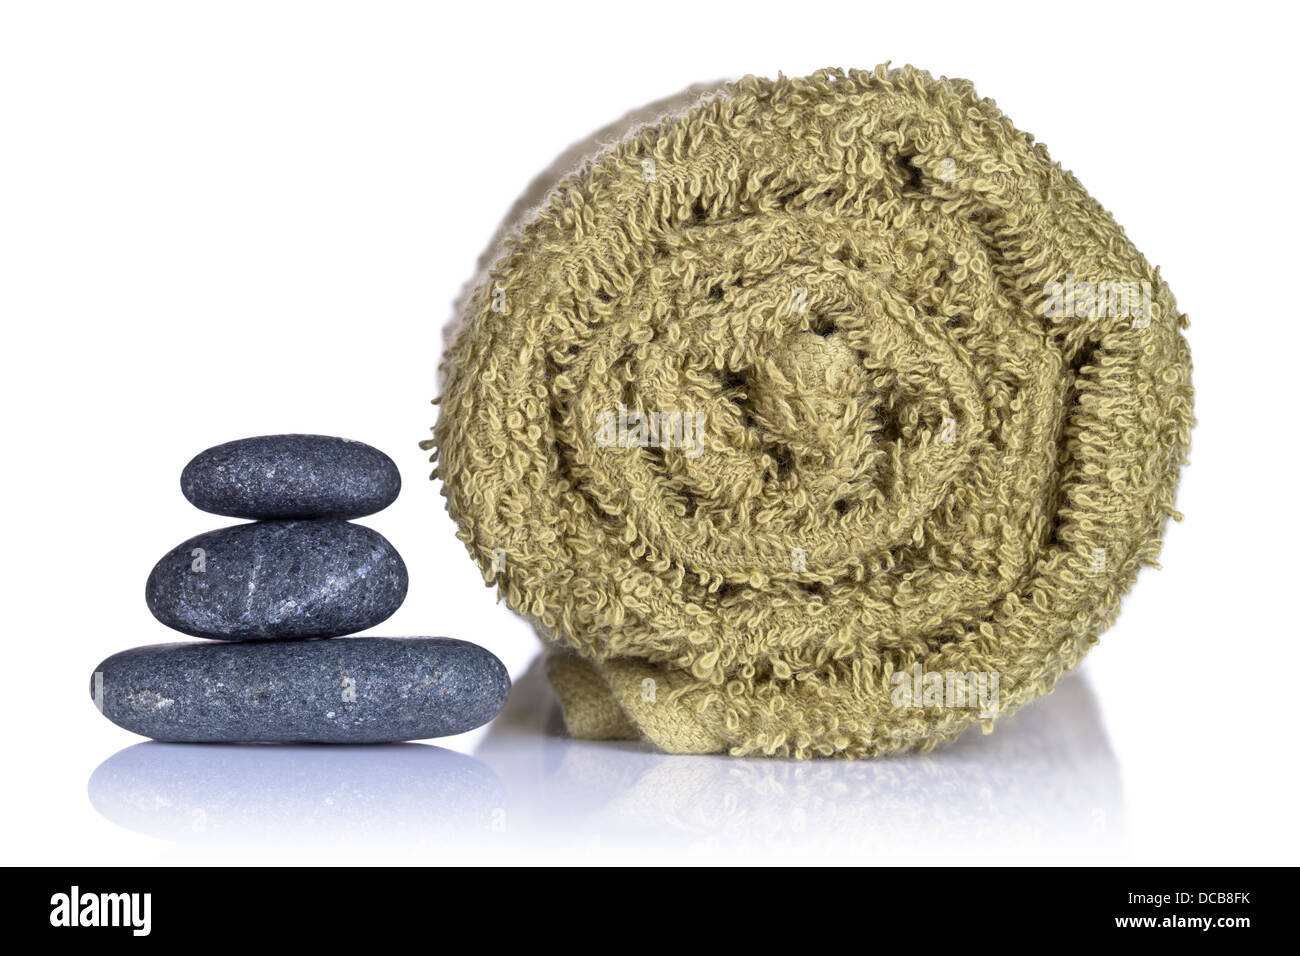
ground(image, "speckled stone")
xmin=145 ymin=520 xmax=407 ymax=640
xmin=91 ymin=637 xmax=512 ymax=743
xmin=181 ymin=435 xmax=401 ymax=520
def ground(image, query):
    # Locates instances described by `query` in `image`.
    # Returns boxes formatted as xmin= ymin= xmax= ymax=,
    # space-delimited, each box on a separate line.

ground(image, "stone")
xmin=91 ymin=637 xmax=512 ymax=743
xmin=181 ymin=434 xmax=401 ymax=520
xmin=145 ymin=520 xmax=407 ymax=640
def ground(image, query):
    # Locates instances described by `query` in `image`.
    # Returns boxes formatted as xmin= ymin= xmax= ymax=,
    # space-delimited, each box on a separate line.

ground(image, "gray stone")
xmin=181 ymin=434 xmax=401 ymax=520
xmin=91 ymin=637 xmax=512 ymax=743
xmin=145 ymin=520 xmax=407 ymax=640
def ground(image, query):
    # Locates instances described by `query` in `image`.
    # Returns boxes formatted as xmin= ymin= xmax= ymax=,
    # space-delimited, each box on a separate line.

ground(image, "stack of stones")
xmin=92 ymin=434 xmax=509 ymax=743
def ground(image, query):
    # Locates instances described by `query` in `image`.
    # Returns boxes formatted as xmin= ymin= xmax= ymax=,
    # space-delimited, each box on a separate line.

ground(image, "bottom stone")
xmin=91 ymin=637 xmax=511 ymax=743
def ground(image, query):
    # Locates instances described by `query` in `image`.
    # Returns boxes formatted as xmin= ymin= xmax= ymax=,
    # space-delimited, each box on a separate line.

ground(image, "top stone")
xmin=181 ymin=435 xmax=401 ymax=520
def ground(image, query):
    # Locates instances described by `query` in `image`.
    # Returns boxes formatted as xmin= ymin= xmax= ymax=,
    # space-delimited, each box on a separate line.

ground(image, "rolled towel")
xmin=428 ymin=65 xmax=1194 ymax=758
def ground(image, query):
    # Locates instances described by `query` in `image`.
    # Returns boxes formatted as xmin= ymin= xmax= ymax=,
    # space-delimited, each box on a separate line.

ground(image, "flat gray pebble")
xmin=91 ymin=637 xmax=511 ymax=743
xmin=146 ymin=520 xmax=407 ymax=640
xmin=181 ymin=434 xmax=401 ymax=519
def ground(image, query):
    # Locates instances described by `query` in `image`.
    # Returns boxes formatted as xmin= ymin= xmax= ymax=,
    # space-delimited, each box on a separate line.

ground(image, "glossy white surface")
xmin=83 ymin=662 xmax=1121 ymax=864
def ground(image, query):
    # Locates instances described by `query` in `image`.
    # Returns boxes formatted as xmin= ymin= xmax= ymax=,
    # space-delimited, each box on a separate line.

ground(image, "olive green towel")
xmin=427 ymin=66 xmax=1193 ymax=758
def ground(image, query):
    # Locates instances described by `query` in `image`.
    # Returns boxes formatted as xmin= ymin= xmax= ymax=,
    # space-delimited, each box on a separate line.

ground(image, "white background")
xmin=2 ymin=0 xmax=1296 ymax=865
